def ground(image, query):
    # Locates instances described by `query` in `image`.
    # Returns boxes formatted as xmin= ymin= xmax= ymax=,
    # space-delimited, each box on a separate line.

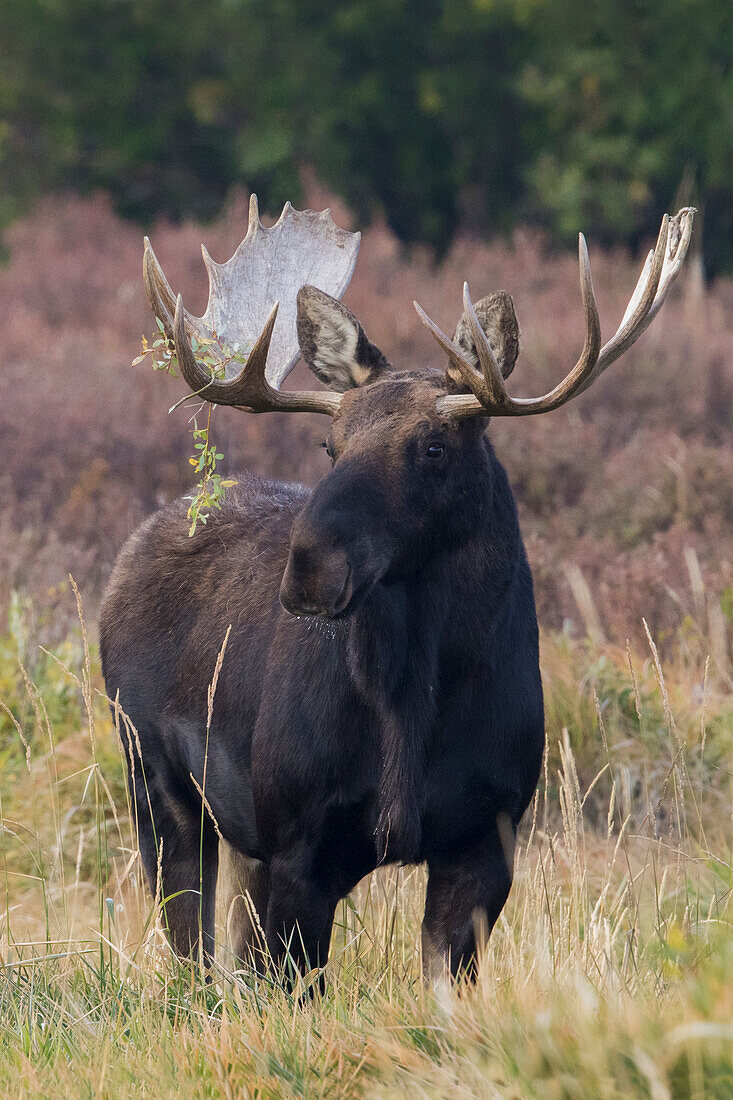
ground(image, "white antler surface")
xmin=144 ymin=195 xmax=361 ymax=390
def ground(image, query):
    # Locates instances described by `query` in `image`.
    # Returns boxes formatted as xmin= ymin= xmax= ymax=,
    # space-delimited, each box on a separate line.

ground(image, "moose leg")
xmin=135 ymin=782 xmax=219 ymax=967
xmin=422 ymin=818 xmax=515 ymax=982
xmin=218 ymin=840 xmax=270 ymax=972
xmin=265 ymin=856 xmax=337 ymax=984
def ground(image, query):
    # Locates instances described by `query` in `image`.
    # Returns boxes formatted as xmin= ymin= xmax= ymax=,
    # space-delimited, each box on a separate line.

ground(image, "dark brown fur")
xmin=100 ymin=292 xmax=545 ymax=981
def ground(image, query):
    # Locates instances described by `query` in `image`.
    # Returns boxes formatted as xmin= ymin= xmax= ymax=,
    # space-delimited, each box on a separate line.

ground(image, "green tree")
xmin=218 ymin=0 xmax=532 ymax=252
xmin=0 ymin=0 xmax=531 ymax=250
xmin=0 ymin=0 xmax=245 ymax=224
xmin=1 ymin=0 xmax=731 ymax=269
xmin=519 ymin=0 xmax=733 ymax=272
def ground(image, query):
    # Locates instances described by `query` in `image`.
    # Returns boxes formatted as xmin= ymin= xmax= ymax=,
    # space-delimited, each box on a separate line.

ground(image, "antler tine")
xmin=248 ymin=193 xmax=260 ymax=233
xmin=618 ymin=248 xmax=654 ymax=332
xmin=431 ymin=231 xmax=601 ymax=419
xmin=593 ymin=213 xmax=669 ymax=368
xmin=143 ymin=237 xmax=189 ymax=340
xmin=173 ymin=296 xmax=341 ymax=416
xmin=462 ymin=282 xmax=508 ymax=408
xmin=652 ymin=207 xmax=695 ymax=307
xmin=579 ymin=208 xmax=695 ymax=391
xmin=574 ymin=230 xmax=603 ymax=375
xmin=413 ymin=299 xmax=487 ymax=402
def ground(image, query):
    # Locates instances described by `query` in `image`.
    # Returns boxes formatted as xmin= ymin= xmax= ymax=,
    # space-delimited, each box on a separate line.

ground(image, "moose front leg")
xmin=422 ymin=818 xmax=515 ymax=982
xmin=134 ymin=779 xmax=220 ymax=971
xmin=265 ymin=855 xmax=337 ymax=987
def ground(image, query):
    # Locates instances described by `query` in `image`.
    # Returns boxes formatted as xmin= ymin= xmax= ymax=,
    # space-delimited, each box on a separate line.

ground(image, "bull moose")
xmin=100 ymin=198 xmax=693 ymax=981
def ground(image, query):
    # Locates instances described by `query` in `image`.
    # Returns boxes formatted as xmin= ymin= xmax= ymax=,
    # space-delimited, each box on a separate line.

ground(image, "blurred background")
xmin=0 ymin=0 xmax=731 ymax=656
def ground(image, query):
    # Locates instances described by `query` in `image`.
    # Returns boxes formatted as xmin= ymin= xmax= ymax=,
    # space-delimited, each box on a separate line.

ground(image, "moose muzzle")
xmin=280 ymin=543 xmax=354 ymax=618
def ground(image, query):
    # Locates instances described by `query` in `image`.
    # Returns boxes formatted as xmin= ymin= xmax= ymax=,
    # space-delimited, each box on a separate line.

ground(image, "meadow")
xmin=0 ymin=190 xmax=731 ymax=1096
xmin=0 ymin=592 xmax=731 ymax=1097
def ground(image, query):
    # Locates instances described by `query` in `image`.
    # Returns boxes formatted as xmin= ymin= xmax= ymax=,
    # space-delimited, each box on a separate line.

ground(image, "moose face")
xmin=279 ymin=372 xmax=488 ymax=618
xmin=278 ymin=288 xmax=509 ymax=619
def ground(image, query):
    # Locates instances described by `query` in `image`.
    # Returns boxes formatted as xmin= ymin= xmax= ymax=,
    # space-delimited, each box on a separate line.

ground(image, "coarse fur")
xmin=100 ymin=289 xmax=545 ymax=981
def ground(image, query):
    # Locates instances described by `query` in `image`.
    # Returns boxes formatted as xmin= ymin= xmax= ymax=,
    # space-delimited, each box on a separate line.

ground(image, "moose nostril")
xmin=289 ymin=545 xmax=313 ymax=575
xmin=280 ymin=545 xmax=351 ymax=618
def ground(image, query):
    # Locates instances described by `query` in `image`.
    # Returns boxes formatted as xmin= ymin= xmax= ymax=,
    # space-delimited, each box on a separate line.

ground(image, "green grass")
xmin=0 ymin=589 xmax=731 ymax=1098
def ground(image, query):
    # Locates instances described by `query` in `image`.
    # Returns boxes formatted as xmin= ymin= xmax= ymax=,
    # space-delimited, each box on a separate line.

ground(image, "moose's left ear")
xmin=449 ymin=291 xmax=520 ymax=387
xmin=297 ymin=285 xmax=390 ymax=392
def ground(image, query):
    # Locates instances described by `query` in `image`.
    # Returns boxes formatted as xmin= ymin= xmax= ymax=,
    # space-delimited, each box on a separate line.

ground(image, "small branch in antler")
xmin=131 ymin=318 xmax=179 ymax=376
xmin=167 ymin=340 xmax=251 ymax=414
xmin=133 ymin=324 xmax=248 ymax=534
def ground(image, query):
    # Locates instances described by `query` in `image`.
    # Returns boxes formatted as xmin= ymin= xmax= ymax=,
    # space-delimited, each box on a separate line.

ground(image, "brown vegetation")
xmin=1 ymin=190 xmax=731 ymax=650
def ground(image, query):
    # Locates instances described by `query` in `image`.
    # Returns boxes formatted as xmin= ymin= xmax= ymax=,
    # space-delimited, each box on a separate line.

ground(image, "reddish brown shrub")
xmin=1 ymin=191 xmax=731 ymax=653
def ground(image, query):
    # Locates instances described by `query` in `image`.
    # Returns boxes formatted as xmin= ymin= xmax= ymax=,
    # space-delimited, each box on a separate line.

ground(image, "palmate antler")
xmin=143 ymin=195 xmax=361 ymax=415
xmin=414 ymin=208 xmax=695 ymax=420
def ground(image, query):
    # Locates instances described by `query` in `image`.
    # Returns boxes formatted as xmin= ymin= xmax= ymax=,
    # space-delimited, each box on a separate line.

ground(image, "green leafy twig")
xmin=185 ymin=408 xmax=238 ymax=537
xmin=134 ymin=323 xmax=248 ymax=535
xmin=132 ymin=317 xmax=179 ymax=375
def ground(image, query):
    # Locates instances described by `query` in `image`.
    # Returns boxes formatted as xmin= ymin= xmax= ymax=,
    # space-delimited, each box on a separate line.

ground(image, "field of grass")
xmin=1 ymin=186 xmax=731 ymax=1097
xmin=0 ymin=583 xmax=731 ymax=1098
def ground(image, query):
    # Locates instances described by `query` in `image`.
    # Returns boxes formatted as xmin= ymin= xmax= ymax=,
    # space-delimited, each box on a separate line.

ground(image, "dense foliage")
xmin=2 ymin=0 xmax=732 ymax=269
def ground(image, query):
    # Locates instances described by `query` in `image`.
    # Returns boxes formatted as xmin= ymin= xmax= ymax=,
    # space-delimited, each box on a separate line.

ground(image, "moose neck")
xmin=345 ymin=438 xmax=519 ymax=685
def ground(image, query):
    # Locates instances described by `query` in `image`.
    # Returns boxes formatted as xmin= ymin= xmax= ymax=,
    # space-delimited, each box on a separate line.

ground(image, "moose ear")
xmin=296 ymin=285 xmax=390 ymax=392
xmin=449 ymin=291 xmax=520 ymax=387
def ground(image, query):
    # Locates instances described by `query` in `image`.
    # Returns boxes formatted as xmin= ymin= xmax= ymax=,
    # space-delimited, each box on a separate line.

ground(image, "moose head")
xmin=144 ymin=197 xmax=694 ymax=619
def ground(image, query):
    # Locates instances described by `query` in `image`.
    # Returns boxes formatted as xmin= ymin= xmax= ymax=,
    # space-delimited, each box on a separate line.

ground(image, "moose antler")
xmin=414 ymin=208 xmax=695 ymax=420
xmin=143 ymin=195 xmax=360 ymax=415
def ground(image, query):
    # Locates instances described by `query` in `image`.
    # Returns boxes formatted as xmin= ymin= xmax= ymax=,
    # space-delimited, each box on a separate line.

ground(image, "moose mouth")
xmin=279 ymin=562 xmax=384 ymax=621
xmin=280 ymin=563 xmax=355 ymax=620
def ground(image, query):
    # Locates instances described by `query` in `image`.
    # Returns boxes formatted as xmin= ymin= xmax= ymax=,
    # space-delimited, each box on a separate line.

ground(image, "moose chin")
xmin=100 ymin=195 xmax=694 ymax=983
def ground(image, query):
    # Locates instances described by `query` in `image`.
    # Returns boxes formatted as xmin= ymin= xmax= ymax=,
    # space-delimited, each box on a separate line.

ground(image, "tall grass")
xmin=0 ymin=584 xmax=731 ymax=1097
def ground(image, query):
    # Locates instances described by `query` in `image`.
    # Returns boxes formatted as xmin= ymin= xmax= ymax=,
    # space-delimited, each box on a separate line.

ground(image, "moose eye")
xmin=425 ymin=443 xmax=445 ymax=460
